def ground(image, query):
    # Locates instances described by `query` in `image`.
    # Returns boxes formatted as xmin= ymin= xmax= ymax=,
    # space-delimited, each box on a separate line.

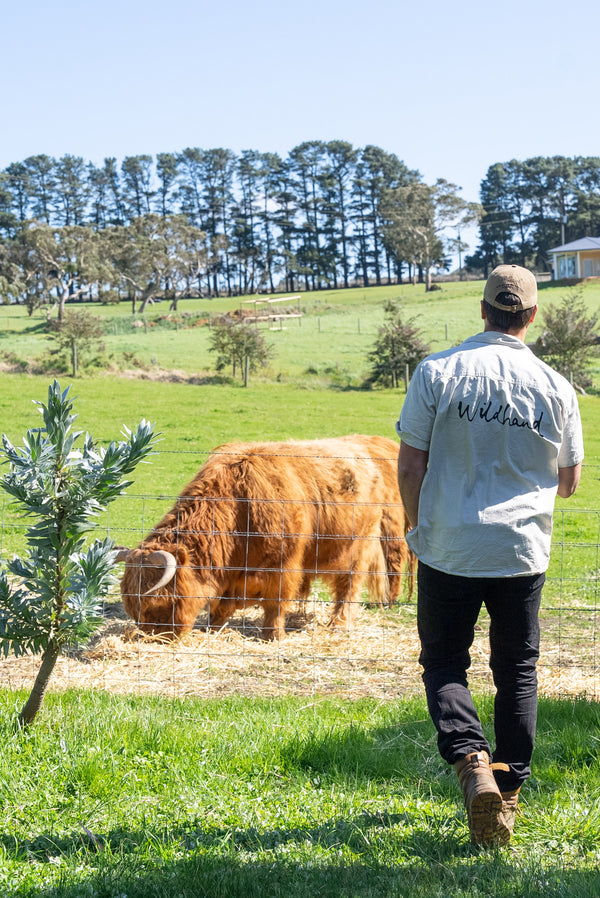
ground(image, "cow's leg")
xmin=328 ymin=570 xmax=358 ymax=628
xmin=259 ymin=568 xmax=304 ymax=641
xmin=382 ymin=537 xmax=407 ymax=606
xmin=328 ymin=536 xmax=377 ymax=629
xmin=207 ymin=597 xmax=243 ymax=631
xmin=260 ymin=600 xmax=290 ymax=641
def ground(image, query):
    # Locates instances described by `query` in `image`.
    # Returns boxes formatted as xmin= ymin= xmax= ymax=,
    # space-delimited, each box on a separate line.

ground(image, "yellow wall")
xmin=580 ymin=251 xmax=600 ymax=277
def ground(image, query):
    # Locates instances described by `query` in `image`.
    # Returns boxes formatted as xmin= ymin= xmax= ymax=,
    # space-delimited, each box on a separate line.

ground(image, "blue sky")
xmin=3 ymin=0 xmax=598 ymax=260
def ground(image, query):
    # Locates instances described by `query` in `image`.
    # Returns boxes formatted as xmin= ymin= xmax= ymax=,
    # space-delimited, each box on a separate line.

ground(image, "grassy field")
xmin=0 ymin=277 xmax=597 ymax=614
xmin=2 ymin=278 xmax=600 ymax=383
xmin=0 ymin=280 xmax=599 ymax=896
xmin=1 ymin=690 xmax=600 ymax=897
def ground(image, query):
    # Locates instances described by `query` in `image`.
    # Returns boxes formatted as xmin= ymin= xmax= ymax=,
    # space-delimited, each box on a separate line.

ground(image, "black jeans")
xmin=417 ymin=561 xmax=544 ymax=791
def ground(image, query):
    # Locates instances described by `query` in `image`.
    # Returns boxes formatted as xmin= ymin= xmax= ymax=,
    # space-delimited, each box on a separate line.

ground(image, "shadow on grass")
xmin=1 ymin=808 xmax=499 ymax=898
xmin=7 ymin=697 xmax=600 ymax=897
xmin=10 ymin=813 xmax=600 ymax=898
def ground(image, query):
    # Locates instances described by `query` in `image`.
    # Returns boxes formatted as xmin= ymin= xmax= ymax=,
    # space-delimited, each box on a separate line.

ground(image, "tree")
xmin=0 ymin=173 xmax=18 ymax=236
xmin=0 ymin=381 xmax=156 ymax=726
xmin=108 ymin=215 xmax=167 ymax=313
xmin=257 ymin=152 xmax=285 ymax=293
xmin=108 ymin=214 xmax=204 ymax=313
xmin=383 ymin=179 xmax=480 ymax=290
xmin=177 ymin=147 xmax=205 ymax=225
xmin=473 ymin=155 xmax=600 ymax=274
xmin=155 ymin=152 xmax=180 ymax=218
xmin=16 ymin=223 xmax=107 ymax=320
xmin=3 ymin=162 xmax=32 ymax=223
xmin=353 ymin=147 xmax=419 ymax=287
xmin=532 ymin=290 xmax=600 ymax=391
xmin=1 ymin=224 xmax=57 ymax=315
xmin=200 ymin=148 xmax=236 ymax=296
xmin=100 ymin=157 xmax=126 ymax=225
xmin=367 ymin=300 xmax=430 ymax=388
xmin=23 ymin=155 xmax=56 ymax=224
xmin=572 ymin=156 xmax=600 ymax=240
xmin=121 ymin=155 xmax=154 ymax=220
xmin=324 ymin=141 xmax=357 ymax=288
xmin=470 ymin=162 xmax=516 ymax=275
xmin=288 ymin=141 xmax=327 ymax=290
xmin=54 ymin=155 xmax=89 ymax=226
xmin=232 ymin=150 xmax=263 ymax=295
xmin=46 ymin=310 xmax=104 ymax=376
xmin=208 ymin=319 xmax=273 ymax=385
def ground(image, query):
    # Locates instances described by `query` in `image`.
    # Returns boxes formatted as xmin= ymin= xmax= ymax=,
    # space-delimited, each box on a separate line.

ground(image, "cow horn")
xmin=142 ymin=550 xmax=178 ymax=595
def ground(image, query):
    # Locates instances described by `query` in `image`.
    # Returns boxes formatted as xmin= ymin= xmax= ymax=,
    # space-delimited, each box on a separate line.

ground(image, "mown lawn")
xmin=1 ymin=690 xmax=599 ymax=897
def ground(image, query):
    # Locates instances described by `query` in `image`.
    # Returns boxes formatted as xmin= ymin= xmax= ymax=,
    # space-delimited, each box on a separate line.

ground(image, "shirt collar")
xmin=463 ymin=331 xmax=530 ymax=350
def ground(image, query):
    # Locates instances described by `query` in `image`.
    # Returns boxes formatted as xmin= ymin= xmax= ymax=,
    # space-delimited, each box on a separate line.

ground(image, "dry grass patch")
xmin=0 ymin=587 xmax=597 ymax=701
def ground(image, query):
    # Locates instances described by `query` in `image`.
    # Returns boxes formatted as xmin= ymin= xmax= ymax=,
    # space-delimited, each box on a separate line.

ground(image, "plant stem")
xmin=18 ymin=639 xmax=61 ymax=727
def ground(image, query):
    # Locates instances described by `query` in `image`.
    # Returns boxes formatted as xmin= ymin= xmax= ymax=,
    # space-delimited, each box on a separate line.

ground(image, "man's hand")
xmin=558 ymin=462 xmax=581 ymax=498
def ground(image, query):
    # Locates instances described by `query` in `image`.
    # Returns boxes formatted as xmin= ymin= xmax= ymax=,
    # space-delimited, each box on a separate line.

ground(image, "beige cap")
xmin=483 ymin=264 xmax=538 ymax=312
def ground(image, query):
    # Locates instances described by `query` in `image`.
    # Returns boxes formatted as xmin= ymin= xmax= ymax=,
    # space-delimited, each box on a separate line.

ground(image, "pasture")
xmin=1 ymin=278 xmax=600 ymax=896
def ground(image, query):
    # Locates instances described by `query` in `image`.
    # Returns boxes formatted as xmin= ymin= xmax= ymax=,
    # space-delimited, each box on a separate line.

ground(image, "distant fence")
xmin=0 ymin=450 xmax=598 ymax=701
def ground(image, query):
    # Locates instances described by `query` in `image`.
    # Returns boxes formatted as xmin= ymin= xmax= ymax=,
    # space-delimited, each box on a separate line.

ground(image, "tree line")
xmin=468 ymin=156 xmax=600 ymax=273
xmin=1 ymin=148 xmax=599 ymax=315
xmin=0 ymin=143 xmax=477 ymax=311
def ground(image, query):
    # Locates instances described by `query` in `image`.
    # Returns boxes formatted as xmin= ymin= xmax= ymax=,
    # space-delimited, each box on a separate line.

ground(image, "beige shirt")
xmin=397 ymin=332 xmax=584 ymax=577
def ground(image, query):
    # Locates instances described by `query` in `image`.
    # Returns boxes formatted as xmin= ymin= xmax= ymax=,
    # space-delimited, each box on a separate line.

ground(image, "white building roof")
xmin=548 ymin=236 xmax=600 ymax=253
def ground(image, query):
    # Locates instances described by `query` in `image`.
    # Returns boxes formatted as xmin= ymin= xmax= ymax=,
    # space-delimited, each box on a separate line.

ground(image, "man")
xmin=396 ymin=265 xmax=584 ymax=847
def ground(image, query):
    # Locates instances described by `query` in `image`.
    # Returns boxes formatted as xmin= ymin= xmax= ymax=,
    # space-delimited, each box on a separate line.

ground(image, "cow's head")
xmin=117 ymin=545 xmax=210 ymax=637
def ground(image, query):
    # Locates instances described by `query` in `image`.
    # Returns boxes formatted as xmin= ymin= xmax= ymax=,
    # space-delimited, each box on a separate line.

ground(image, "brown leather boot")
xmin=454 ymin=751 xmax=507 ymax=845
xmin=499 ymin=788 xmax=521 ymax=837
xmin=490 ymin=762 xmax=521 ymax=842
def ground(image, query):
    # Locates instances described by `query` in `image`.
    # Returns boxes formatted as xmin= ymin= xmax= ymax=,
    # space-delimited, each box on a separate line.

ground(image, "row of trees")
xmin=3 ymin=148 xmax=600 ymax=309
xmin=468 ymin=156 xmax=600 ymax=274
xmin=0 ymin=143 xmax=477 ymax=303
xmin=0 ymin=217 xmax=211 ymax=318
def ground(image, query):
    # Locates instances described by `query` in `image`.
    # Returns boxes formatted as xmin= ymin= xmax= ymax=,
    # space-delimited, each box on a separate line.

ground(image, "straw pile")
xmin=0 ymin=591 xmax=597 ymax=700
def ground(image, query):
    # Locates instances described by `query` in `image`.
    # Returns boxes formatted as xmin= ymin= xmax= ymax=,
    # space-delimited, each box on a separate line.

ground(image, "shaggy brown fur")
xmin=342 ymin=434 xmax=416 ymax=604
xmin=207 ymin=435 xmax=416 ymax=626
xmin=120 ymin=436 xmax=408 ymax=640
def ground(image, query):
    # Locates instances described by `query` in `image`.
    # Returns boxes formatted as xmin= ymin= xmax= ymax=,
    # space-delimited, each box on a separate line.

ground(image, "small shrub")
xmin=0 ymin=381 xmax=156 ymax=726
xmin=367 ymin=300 xmax=431 ymax=388
xmin=533 ymin=290 xmax=600 ymax=391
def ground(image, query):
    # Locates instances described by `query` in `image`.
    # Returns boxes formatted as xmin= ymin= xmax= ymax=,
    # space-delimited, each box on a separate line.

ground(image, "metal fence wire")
xmin=0 ymin=447 xmax=598 ymax=701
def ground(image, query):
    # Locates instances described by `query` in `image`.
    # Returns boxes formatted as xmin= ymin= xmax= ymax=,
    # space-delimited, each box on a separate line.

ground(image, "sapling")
xmin=0 ymin=380 xmax=156 ymax=726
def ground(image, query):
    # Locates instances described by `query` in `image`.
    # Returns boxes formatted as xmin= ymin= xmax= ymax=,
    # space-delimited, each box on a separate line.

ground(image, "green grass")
xmin=3 ymin=279 xmax=600 ymax=382
xmin=1 ymin=283 xmax=600 ymax=896
xmin=0 ymin=690 xmax=599 ymax=897
xmin=0 ymin=278 xmax=598 ymax=598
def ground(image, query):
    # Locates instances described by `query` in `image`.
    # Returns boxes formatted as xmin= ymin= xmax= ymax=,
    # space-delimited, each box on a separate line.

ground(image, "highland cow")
xmin=118 ymin=435 xmax=413 ymax=640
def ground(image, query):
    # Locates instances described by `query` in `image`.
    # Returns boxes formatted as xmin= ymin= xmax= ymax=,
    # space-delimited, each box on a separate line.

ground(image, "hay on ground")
xmin=0 ymin=591 xmax=596 ymax=701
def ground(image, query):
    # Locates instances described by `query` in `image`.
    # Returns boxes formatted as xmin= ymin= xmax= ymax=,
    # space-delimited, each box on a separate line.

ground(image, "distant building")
xmin=548 ymin=236 xmax=600 ymax=279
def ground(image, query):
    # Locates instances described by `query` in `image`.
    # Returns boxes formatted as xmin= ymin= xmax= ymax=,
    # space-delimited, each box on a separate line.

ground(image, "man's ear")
xmin=480 ymin=300 xmax=486 ymax=321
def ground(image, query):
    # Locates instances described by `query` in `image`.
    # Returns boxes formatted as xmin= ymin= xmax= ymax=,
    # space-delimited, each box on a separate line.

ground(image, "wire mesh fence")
xmin=0 ymin=445 xmax=598 ymax=702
